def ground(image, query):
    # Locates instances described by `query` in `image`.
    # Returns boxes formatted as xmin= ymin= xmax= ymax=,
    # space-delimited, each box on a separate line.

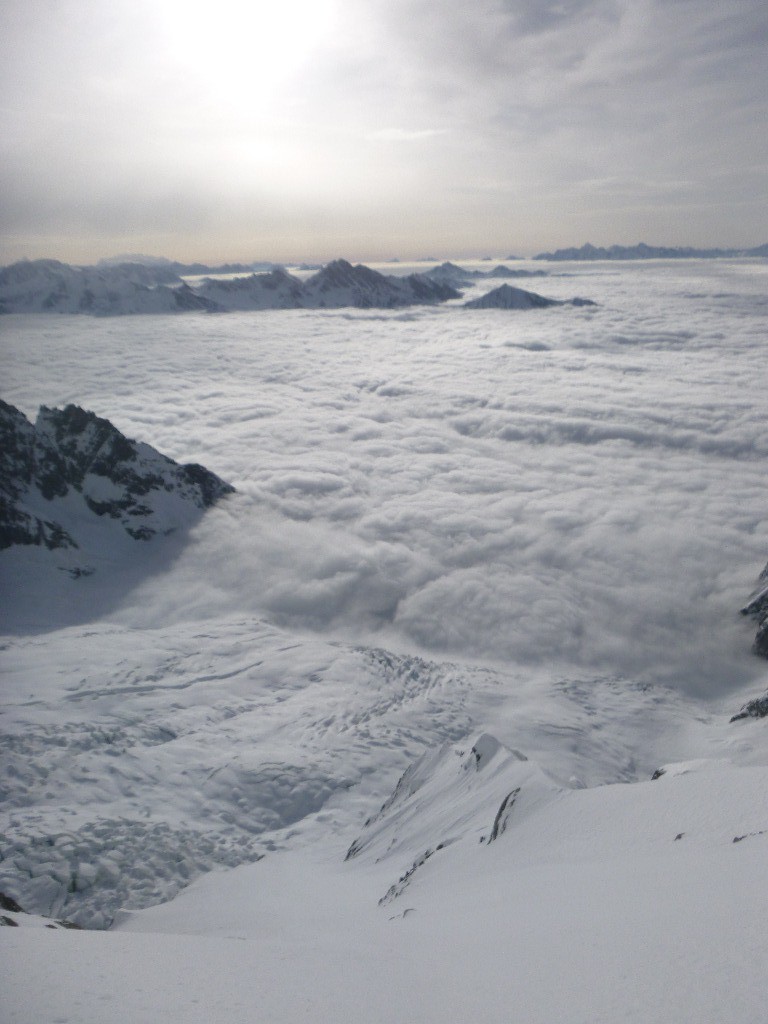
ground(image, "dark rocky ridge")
xmin=0 ymin=400 xmax=234 ymax=552
xmin=729 ymin=563 xmax=768 ymax=723
xmin=740 ymin=561 xmax=768 ymax=659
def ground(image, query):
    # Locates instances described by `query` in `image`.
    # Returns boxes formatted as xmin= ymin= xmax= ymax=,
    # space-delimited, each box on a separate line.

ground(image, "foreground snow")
xmin=5 ymin=754 xmax=768 ymax=1024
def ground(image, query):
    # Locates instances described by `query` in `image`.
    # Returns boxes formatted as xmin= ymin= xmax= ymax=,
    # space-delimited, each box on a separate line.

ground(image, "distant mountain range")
xmin=0 ymin=258 xmax=460 ymax=315
xmin=424 ymin=261 xmax=548 ymax=288
xmin=533 ymin=242 xmax=768 ymax=260
xmin=5 ymin=245 xmax=762 ymax=315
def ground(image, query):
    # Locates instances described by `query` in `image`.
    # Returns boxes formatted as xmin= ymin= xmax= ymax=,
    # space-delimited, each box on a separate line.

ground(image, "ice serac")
xmin=0 ymin=399 xmax=234 ymax=552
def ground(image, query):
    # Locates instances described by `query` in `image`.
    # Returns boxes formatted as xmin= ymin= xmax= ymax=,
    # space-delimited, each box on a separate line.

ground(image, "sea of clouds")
xmin=2 ymin=259 xmax=766 ymax=696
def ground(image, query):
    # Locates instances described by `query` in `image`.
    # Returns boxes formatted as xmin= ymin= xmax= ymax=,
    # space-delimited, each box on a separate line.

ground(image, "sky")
xmin=1 ymin=0 xmax=767 ymax=264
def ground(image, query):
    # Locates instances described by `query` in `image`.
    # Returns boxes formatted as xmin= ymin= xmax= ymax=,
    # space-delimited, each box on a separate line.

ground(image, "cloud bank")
xmin=2 ymin=260 xmax=766 ymax=696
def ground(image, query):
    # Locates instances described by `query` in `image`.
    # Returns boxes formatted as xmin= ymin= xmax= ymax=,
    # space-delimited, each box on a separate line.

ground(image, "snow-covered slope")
xmin=301 ymin=259 xmax=459 ymax=308
xmin=195 ymin=267 xmax=306 ymax=310
xmin=0 ymin=259 xmax=218 ymax=315
xmin=0 ymin=401 xmax=234 ymax=626
xmin=1 ymin=400 xmax=233 ymax=551
xmin=5 ymin=742 xmax=768 ymax=1023
xmin=0 ymin=257 xmax=460 ymax=314
xmin=1 ymin=609 xmax=763 ymax=930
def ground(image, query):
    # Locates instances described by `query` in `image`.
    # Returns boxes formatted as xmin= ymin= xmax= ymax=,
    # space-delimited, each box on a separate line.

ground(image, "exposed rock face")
xmin=0 ymin=400 xmax=234 ymax=552
xmin=731 ymin=693 xmax=768 ymax=722
xmin=740 ymin=562 xmax=768 ymax=658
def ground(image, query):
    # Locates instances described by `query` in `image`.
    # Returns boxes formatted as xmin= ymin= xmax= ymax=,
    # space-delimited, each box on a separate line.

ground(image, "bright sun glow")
xmin=160 ymin=0 xmax=338 ymax=99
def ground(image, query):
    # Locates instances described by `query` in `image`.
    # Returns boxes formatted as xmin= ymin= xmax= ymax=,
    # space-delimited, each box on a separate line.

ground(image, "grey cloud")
xmin=1 ymin=0 xmax=767 ymax=263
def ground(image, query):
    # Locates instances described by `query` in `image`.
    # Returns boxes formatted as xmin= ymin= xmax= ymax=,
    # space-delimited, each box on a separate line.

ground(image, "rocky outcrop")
xmin=730 ymin=693 xmax=768 ymax=722
xmin=0 ymin=400 xmax=234 ymax=552
xmin=740 ymin=562 xmax=768 ymax=658
xmin=0 ymin=892 xmax=81 ymax=930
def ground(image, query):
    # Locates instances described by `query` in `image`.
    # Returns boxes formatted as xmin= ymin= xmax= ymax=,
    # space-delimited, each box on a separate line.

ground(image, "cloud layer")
xmin=2 ymin=259 xmax=766 ymax=696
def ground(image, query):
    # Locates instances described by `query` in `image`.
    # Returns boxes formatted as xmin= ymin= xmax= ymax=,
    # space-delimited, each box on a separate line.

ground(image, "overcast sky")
xmin=1 ymin=0 xmax=766 ymax=264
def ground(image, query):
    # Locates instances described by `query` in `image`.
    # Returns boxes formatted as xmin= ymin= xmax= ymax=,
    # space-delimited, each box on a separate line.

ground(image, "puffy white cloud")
xmin=1 ymin=261 xmax=766 ymax=695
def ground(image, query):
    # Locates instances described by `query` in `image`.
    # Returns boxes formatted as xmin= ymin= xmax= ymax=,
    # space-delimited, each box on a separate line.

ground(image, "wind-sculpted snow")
xmin=345 ymin=733 xmax=558 ymax=904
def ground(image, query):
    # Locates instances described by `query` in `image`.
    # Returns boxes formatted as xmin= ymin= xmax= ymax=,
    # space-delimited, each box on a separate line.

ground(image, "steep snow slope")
xmin=4 ymin=746 xmax=768 ymax=1024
